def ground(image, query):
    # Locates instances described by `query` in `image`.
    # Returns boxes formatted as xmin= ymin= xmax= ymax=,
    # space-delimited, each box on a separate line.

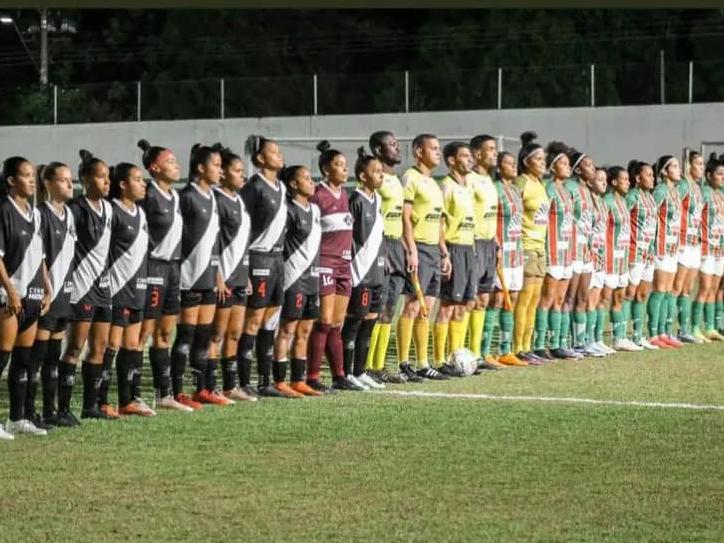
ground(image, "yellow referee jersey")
xmin=379 ymin=172 xmax=404 ymax=240
xmin=402 ymin=166 xmax=443 ymax=246
xmin=441 ymin=175 xmax=475 ymax=246
xmin=467 ymin=170 xmax=498 ymax=241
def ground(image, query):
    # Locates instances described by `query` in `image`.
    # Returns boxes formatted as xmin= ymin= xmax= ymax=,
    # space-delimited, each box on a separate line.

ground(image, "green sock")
xmin=716 ymin=301 xmax=724 ymax=330
xmin=631 ymin=300 xmax=645 ymax=341
xmin=611 ymin=310 xmax=625 ymax=340
xmin=647 ymin=291 xmax=663 ymax=337
xmin=692 ymin=301 xmax=704 ymax=333
xmin=534 ymin=309 xmax=549 ymax=351
xmin=481 ymin=307 xmax=499 ymax=356
xmin=499 ymin=309 xmax=513 ymax=355
xmin=658 ymin=293 xmax=669 ymax=336
xmin=705 ymin=302 xmax=716 ymax=331
xmin=677 ymin=295 xmax=692 ymax=335
xmin=586 ymin=310 xmax=597 ymax=344
xmin=548 ymin=310 xmax=562 ymax=349
xmin=573 ymin=311 xmax=587 ymax=347
xmin=596 ymin=308 xmax=606 ymax=343
xmin=559 ymin=311 xmax=571 ymax=348
xmin=622 ymin=300 xmax=632 ymax=338
xmin=666 ymin=293 xmax=677 ymax=336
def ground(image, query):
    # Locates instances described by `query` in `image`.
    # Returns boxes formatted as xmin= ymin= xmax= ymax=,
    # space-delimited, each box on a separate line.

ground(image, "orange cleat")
xmin=192 ymin=389 xmax=235 ymax=406
xmin=290 ymin=381 xmax=323 ymax=397
xmin=118 ymin=400 xmax=156 ymax=417
xmin=274 ymin=382 xmax=304 ymax=398
xmin=99 ymin=403 xmax=122 ymax=419
xmin=175 ymin=393 xmax=204 ymax=410
xmin=497 ymin=353 xmax=528 ymax=367
xmin=649 ymin=336 xmax=672 ymax=349
xmin=661 ymin=335 xmax=683 ymax=348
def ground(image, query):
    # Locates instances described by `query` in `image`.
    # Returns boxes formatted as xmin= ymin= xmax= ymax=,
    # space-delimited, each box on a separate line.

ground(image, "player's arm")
xmin=402 ymin=201 xmax=417 ymax=273
xmin=439 ymin=216 xmax=451 ymax=277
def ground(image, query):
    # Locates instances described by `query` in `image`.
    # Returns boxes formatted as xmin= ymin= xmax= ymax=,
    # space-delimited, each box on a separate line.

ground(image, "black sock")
xmin=81 ymin=360 xmax=103 ymax=411
xmin=0 ymin=350 xmax=9 ymax=377
xmin=115 ymin=349 xmax=133 ymax=407
xmin=171 ymin=324 xmax=195 ymax=396
xmin=342 ymin=317 xmax=362 ymax=377
xmin=221 ymin=357 xmax=237 ymax=391
xmin=57 ymin=361 xmax=77 ymax=413
xmin=98 ymin=348 xmax=117 ymax=406
xmin=149 ymin=347 xmax=171 ymax=399
xmin=205 ymin=358 xmax=218 ymax=392
xmin=272 ymin=359 xmax=287 ymax=383
xmin=8 ymin=347 xmax=31 ymax=421
xmin=191 ymin=324 xmax=213 ymax=393
xmin=27 ymin=340 xmax=48 ymax=418
xmin=237 ymin=334 xmax=255 ymax=387
xmin=256 ymin=329 xmax=275 ymax=388
xmin=290 ymin=358 xmax=306 ymax=383
xmin=354 ymin=318 xmax=377 ymax=377
xmin=131 ymin=350 xmax=143 ymax=399
xmin=42 ymin=339 xmax=61 ymax=416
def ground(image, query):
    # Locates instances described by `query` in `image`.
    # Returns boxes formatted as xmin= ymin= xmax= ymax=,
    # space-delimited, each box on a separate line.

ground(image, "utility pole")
xmin=40 ymin=8 xmax=48 ymax=85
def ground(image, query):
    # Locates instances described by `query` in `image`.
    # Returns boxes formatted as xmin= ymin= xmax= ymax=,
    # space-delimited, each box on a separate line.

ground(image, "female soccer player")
xmin=30 ymin=162 xmax=75 ymax=429
xmin=648 ymin=155 xmax=684 ymax=349
xmin=136 ymin=139 xmax=190 ymax=412
xmin=0 ymin=157 xmax=51 ymax=438
xmin=625 ymin=160 xmax=658 ymax=349
xmin=672 ymin=151 xmax=705 ymax=343
xmin=342 ymin=147 xmax=387 ymax=390
xmin=209 ymin=146 xmax=256 ymax=402
xmin=171 ymin=143 xmax=228 ymax=408
xmin=272 ymin=165 xmax=323 ymax=397
xmin=600 ymin=166 xmax=640 ymax=352
xmin=692 ymin=154 xmax=724 ymax=341
xmin=513 ymin=132 xmax=549 ymax=365
xmin=61 ymin=150 xmax=114 ymax=421
xmin=533 ymin=141 xmax=577 ymax=361
xmin=105 ymin=162 xmax=155 ymax=416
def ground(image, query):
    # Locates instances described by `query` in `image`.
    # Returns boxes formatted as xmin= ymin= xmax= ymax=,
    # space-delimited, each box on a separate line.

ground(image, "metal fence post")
xmin=136 ymin=81 xmax=141 ymax=122
xmin=313 ymin=74 xmax=318 ymax=116
xmin=497 ymin=67 xmax=502 ymax=109
xmin=688 ymin=61 xmax=693 ymax=104
xmin=220 ymin=78 xmax=225 ymax=120
xmin=53 ymin=84 xmax=57 ymax=124
xmin=590 ymin=64 xmax=595 ymax=107
xmin=404 ymin=70 xmax=409 ymax=113
xmin=660 ymin=50 xmax=665 ymax=104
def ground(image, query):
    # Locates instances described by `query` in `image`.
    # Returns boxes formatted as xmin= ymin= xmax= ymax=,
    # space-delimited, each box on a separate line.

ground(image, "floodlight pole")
xmin=1 ymin=15 xmax=42 ymax=81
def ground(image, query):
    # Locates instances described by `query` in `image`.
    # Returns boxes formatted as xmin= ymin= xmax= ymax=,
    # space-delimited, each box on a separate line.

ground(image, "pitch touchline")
xmin=375 ymin=390 xmax=724 ymax=411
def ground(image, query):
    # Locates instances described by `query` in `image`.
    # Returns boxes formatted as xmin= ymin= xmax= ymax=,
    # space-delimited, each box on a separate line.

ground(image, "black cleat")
xmin=332 ymin=377 xmax=365 ymax=391
xmin=257 ymin=385 xmax=285 ymax=398
xmin=306 ymin=380 xmax=337 ymax=394
xmin=241 ymin=386 xmax=260 ymax=399
xmin=399 ymin=362 xmax=424 ymax=383
xmin=55 ymin=410 xmax=81 ymax=427
xmin=534 ymin=349 xmax=555 ymax=361
xmin=550 ymin=348 xmax=576 ymax=360
xmin=416 ymin=367 xmax=451 ymax=380
xmin=438 ymin=363 xmax=464 ymax=377
xmin=29 ymin=413 xmax=54 ymax=431
xmin=81 ymin=406 xmax=109 ymax=420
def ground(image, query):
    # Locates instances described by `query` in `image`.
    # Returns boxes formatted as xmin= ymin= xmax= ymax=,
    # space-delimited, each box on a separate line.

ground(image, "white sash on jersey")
xmin=47 ymin=204 xmax=76 ymax=303
xmin=109 ymin=206 xmax=149 ymax=297
xmin=150 ymin=183 xmax=182 ymax=260
xmin=283 ymin=204 xmax=321 ymax=291
xmin=351 ymin=194 xmax=384 ymax=287
xmin=180 ymin=192 xmax=219 ymax=290
xmin=249 ymin=183 xmax=287 ymax=252
xmin=10 ymin=208 xmax=44 ymax=299
xmin=320 ymin=211 xmax=353 ymax=233
xmin=219 ymin=191 xmax=251 ymax=282
xmin=71 ymin=200 xmax=113 ymax=304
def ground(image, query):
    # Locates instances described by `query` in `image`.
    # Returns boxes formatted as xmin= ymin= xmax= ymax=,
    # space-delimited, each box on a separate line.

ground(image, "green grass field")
xmin=3 ymin=342 xmax=724 ymax=542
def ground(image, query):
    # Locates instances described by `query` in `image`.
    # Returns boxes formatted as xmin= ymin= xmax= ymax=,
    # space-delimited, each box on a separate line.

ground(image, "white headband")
xmin=571 ymin=153 xmax=587 ymax=171
xmin=549 ymin=153 xmax=566 ymax=171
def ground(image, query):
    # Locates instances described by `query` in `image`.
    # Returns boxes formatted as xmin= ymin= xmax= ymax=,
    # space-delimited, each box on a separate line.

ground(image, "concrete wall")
xmin=1 ymin=103 xmax=723 ymax=178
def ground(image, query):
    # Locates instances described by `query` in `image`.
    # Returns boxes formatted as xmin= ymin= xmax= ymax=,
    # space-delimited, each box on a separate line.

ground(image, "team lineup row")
xmin=0 ymin=130 xmax=723 ymax=440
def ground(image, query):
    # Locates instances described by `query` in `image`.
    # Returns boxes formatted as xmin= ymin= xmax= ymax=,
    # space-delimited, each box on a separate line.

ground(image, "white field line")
xmin=375 ymin=390 xmax=724 ymax=411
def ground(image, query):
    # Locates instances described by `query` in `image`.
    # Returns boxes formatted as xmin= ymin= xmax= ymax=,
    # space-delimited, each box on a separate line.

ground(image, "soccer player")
xmin=672 ymin=151 xmax=705 ymax=343
xmin=433 ymin=142 xmax=476 ymax=376
xmin=467 ymin=135 xmax=502 ymax=368
xmin=105 ymin=162 xmax=155 ymax=416
xmin=600 ymin=166 xmax=641 ymax=352
xmin=30 ymin=162 xmax=75 ymax=429
xmin=171 ymin=143 xmax=228 ymax=408
xmin=209 ymin=146 xmax=256 ymax=402
xmin=693 ymin=154 xmax=724 ymax=341
xmin=397 ymin=134 xmax=450 ymax=381
xmin=342 ymin=147 xmax=387 ymax=390
xmin=136 ymin=139 xmax=190 ymax=412
xmin=365 ymin=131 xmax=409 ymax=383
xmin=61 ymin=150 xmax=114 ymax=421
xmin=625 ymin=160 xmax=659 ymax=349
xmin=648 ymin=155 xmax=684 ymax=349
xmin=273 ymin=165 xmax=323 ymax=396
xmin=0 ymin=157 xmax=51 ymax=438
xmin=533 ymin=142 xmax=578 ymax=361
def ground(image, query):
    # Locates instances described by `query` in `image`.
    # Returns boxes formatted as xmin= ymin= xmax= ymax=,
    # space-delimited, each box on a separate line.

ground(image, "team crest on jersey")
xmin=344 ymin=214 xmax=353 ymax=226
xmin=533 ymin=202 xmax=549 ymax=225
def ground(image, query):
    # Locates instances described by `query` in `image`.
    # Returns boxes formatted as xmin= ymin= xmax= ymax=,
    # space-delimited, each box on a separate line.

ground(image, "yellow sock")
xmin=468 ymin=309 xmax=485 ymax=356
xmin=461 ymin=310 xmax=471 ymax=349
xmin=413 ymin=318 xmax=430 ymax=367
xmin=365 ymin=323 xmax=381 ymax=370
xmin=433 ymin=322 xmax=449 ymax=367
xmin=513 ymin=285 xmax=534 ymax=353
xmin=396 ymin=317 xmax=414 ymax=364
xmin=449 ymin=318 xmax=466 ymax=353
xmin=373 ymin=323 xmax=391 ymax=371
xmin=523 ymin=283 xmax=543 ymax=352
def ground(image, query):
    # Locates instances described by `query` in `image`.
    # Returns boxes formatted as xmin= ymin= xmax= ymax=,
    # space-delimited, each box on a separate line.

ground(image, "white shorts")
xmin=547 ymin=265 xmax=573 ymax=281
xmin=572 ymin=260 xmax=594 ymax=275
xmin=590 ymin=271 xmax=605 ymax=290
xmin=494 ymin=266 xmax=524 ymax=293
xmin=700 ymin=256 xmax=724 ymax=277
xmin=677 ymin=245 xmax=702 ymax=270
xmin=604 ymin=273 xmax=629 ymax=290
xmin=654 ymin=255 xmax=678 ymax=274
xmin=628 ymin=262 xmax=655 ymax=286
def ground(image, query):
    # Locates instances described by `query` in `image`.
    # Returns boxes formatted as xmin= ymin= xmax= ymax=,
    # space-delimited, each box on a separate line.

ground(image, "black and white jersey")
xmin=240 ymin=173 xmax=287 ymax=255
xmin=0 ymin=197 xmax=44 ymax=303
xmin=108 ymin=200 xmax=148 ymax=309
xmin=39 ymin=202 xmax=76 ymax=312
xmin=213 ymin=186 xmax=251 ymax=288
xmin=283 ymin=200 xmax=321 ymax=295
xmin=178 ymin=183 xmax=220 ymax=291
xmin=140 ymin=180 xmax=182 ymax=262
xmin=69 ymin=197 xmax=113 ymax=306
xmin=349 ymin=189 xmax=386 ymax=287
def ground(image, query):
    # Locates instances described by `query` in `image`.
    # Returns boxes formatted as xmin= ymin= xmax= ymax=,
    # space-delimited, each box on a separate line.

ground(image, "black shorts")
xmin=384 ymin=237 xmax=406 ymax=309
xmin=111 ymin=307 xmax=144 ymax=327
xmin=70 ymin=302 xmax=112 ymax=323
xmin=248 ymin=252 xmax=285 ymax=309
xmin=403 ymin=243 xmax=441 ymax=298
xmin=37 ymin=313 xmax=68 ymax=334
xmin=2 ymin=298 xmax=43 ymax=333
xmin=348 ymin=284 xmax=385 ymax=318
xmin=217 ymin=286 xmax=248 ymax=309
xmin=281 ymin=290 xmax=320 ymax=321
xmin=475 ymin=238 xmax=497 ymax=294
xmin=180 ymin=289 xmax=217 ymax=308
xmin=441 ymin=243 xmax=477 ymax=303
xmin=144 ymin=260 xmax=181 ymax=318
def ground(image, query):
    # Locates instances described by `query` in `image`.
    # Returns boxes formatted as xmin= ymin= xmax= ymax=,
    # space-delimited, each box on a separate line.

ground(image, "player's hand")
xmin=216 ymin=276 xmax=228 ymax=304
xmin=40 ymin=290 xmax=52 ymax=316
xmin=246 ymin=279 xmax=253 ymax=295
xmin=441 ymin=254 xmax=452 ymax=279
xmin=406 ymin=249 xmax=419 ymax=274
xmin=5 ymin=287 xmax=21 ymax=317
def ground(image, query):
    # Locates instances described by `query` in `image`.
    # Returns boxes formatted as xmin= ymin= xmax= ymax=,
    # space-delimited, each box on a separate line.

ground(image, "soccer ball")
xmin=448 ymin=348 xmax=478 ymax=377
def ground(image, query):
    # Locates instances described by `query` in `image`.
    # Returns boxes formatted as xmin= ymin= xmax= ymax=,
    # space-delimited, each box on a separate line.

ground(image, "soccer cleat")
xmin=612 ymin=338 xmax=644 ymax=352
xmin=533 ymin=349 xmax=555 ymax=362
xmin=482 ymin=355 xmax=506 ymax=369
xmin=81 ymin=406 xmax=110 ymax=420
xmin=224 ymin=387 xmax=259 ymax=402
xmin=416 ymin=366 xmax=451 ymax=380
xmin=55 ymin=410 xmax=81 ymax=427
xmin=306 ymin=379 xmax=337 ymax=394
xmin=381 ymin=371 xmax=408 ymax=384
xmin=118 ymin=400 xmax=157 ymax=417
xmin=29 ymin=413 xmax=54 ymax=432
xmin=704 ymin=329 xmax=724 ymax=341
xmin=477 ymin=358 xmax=503 ymax=371
xmin=525 ymin=351 xmax=547 ymax=365
xmin=634 ymin=337 xmax=659 ymax=350
xmin=595 ymin=341 xmax=617 ymax=355
xmin=6 ymin=419 xmax=48 ymax=436
xmin=550 ymin=348 xmax=575 ymax=360
xmin=99 ymin=403 xmax=121 ymax=419
xmin=257 ymin=384 xmax=286 ymax=398
xmin=0 ymin=423 xmax=14 ymax=440
xmin=498 ymin=353 xmax=527 ymax=367
xmin=332 ymin=377 xmax=366 ymax=391
xmin=356 ymin=372 xmax=385 ymax=390
xmin=693 ymin=329 xmax=712 ymax=344
xmin=678 ymin=333 xmax=700 ymax=344
xmin=437 ymin=363 xmax=464 ymax=377
xmin=273 ymin=382 xmax=305 ymax=398
xmin=582 ymin=343 xmax=607 ymax=357
xmin=205 ymin=390 xmax=236 ymax=405
xmin=345 ymin=374 xmax=370 ymax=390
xmin=399 ymin=362 xmax=424 ymax=383
xmin=175 ymin=393 xmax=204 ymax=410
xmin=290 ymin=381 xmax=323 ymax=397
xmin=648 ymin=336 xmax=672 ymax=349
xmin=662 ymin=335 xmax=683 ymax=348
xmin=156 ymin=395 xmax=194 ymax=412
xmin=241 ymin=386 xmax=261 ymax=400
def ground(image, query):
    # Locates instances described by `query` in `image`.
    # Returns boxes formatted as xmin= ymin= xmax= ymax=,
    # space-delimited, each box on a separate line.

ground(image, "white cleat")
xmin=6 ymin=418 xmax=47 ymax=436
xmin=636 ymin=337 xmax=659 ymax=350
xmin=0 ymin=423 xmax=14 ymax=441
xmin=356 ymin=372 xmax=385 ymax=390
xmin=346 ymin=374 xmax=370 ymax=391
xmin=596 ymin=341 xmax=617 ymax=355
xmin=156 ymin=395 xmax=194 ymax=412
xmin=612 ymin=339 xmax=644 ymax=352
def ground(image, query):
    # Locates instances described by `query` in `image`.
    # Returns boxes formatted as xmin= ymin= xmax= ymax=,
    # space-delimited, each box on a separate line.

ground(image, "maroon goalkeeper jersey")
xmin=310 ymin=181 xmax=353 ymax=265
